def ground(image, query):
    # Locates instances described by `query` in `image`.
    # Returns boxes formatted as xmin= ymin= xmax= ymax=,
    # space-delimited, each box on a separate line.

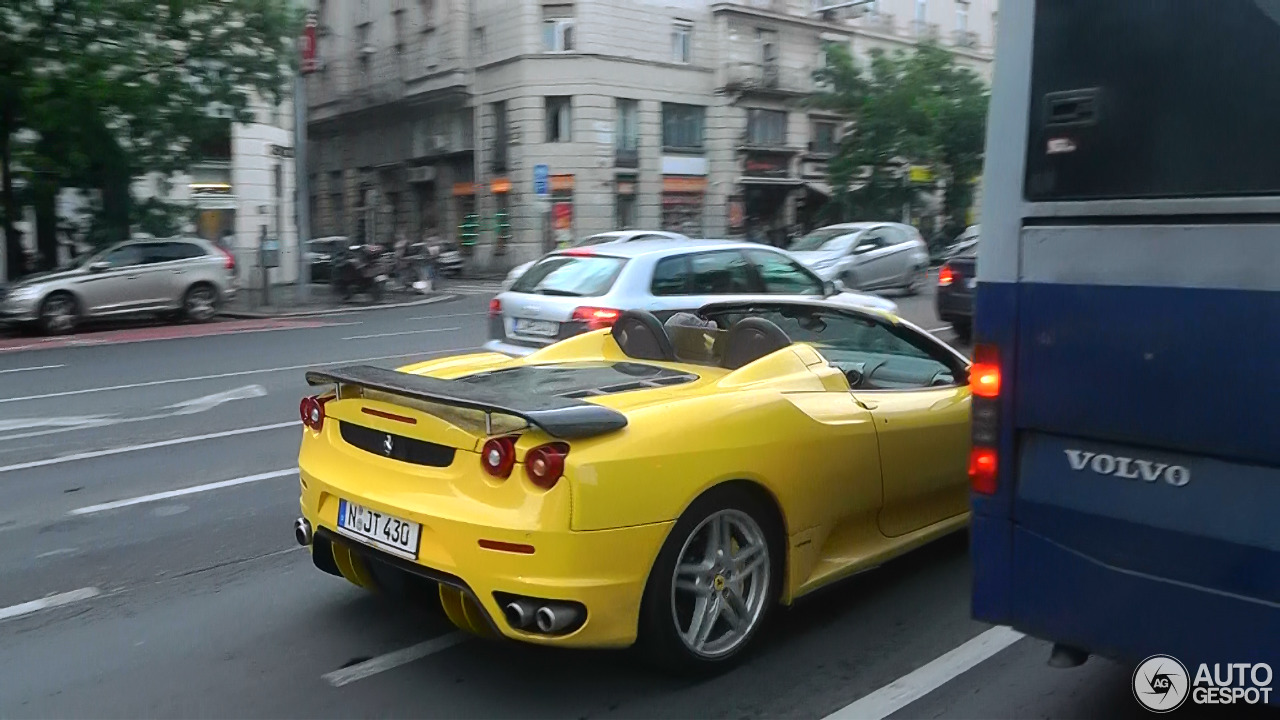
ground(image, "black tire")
xmin=636 ymin=483 xmax=784 ymax=675
xmin=181 ymin=283 xmax=219 ymax=323
xmin=38 ymin=292 xmax=79 ymax=336
xmin=903 ymin=266 xmax=928 ymax=296
xmin=952 ymin=321 xmax=972 ymax=345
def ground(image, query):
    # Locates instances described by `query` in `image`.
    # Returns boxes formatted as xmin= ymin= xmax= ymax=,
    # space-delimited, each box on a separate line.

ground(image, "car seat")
xmin=720 ymin=317 xmax=791 ymax=369
xmin=611 ymin=310 xmax=677 ymax=361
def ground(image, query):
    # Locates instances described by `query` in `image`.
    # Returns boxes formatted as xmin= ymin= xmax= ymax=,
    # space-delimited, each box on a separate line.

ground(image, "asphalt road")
xmin=0 ymin=279 xmax=1265 ymax=719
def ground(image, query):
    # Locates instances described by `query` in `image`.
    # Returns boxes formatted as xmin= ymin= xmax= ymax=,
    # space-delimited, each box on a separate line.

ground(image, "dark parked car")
xmin=306 ymin=237 xmax=346 ymax=283
xmin=935 ymin=248 xmax=975 ymax=344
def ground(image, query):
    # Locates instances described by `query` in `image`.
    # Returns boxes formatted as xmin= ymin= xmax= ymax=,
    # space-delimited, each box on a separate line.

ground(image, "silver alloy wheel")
xmin=185 ymin=286 xmax=217 ymax=321
xmin=42 ymin=295 xmax=76 ymax=333
xmin=670 ymin=508 xmax=771 ymax=659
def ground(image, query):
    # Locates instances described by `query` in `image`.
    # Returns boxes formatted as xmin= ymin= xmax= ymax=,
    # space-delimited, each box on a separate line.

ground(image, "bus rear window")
xmin=1025 ymin=0 xmax=1280 ymax=201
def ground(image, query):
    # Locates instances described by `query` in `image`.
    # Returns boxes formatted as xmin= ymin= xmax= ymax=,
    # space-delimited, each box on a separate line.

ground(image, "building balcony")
xmin=912 ymin=20 xmax=941 ymax=41
xmin=952 ymin=30 xmax=980 ymax=49
xmin=721 ymin=62 xmax=814 ymax=97
xmin=615 ymin=147 xmax=639 ymax=168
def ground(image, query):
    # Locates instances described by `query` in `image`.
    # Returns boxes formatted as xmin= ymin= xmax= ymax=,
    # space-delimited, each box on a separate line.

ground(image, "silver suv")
xmin=0 ymin=237 xmax=239 ymax=334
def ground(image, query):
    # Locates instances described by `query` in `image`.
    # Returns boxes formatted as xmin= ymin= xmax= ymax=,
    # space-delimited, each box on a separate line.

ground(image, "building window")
xmin=956 ymin=1 xmax=968 ymax=32
xmin=616 ymin=193 xmax=636 ymax=229
xmin=757 ymin=28 xmax=778 ymax=66
xmin=811 ymin=120 xmax=838 ymax=155
xmin=747 ymin=108 xmax=788 ymax=147
xmin=616 ymin=98 xmax=639 ymax=167
xmin=915 ymin=0 xmax=927 ymax=22
xmin=471 ymin=27 xmax=484 ymax=58
xmin=672 ymin=22 xmax=692 ymax=64
xmin=492 ymin=101 xmax=508 ymax=172
xmin=546 ymin=96 xmax=572 ymax=143
xmin=542 ymin=6 xmax=575 ymax=52
xmin=662 ymin=103 xmax=705 ymax=150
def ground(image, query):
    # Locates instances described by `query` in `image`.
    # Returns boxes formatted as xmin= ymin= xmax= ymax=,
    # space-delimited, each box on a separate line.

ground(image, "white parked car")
xmin=499 ymin=230 xmax=689 ymax=291
xmin=789 ymin=222 xmax=930 ymax=294
xmin=484 ymin=238 xmax=899 ymax=356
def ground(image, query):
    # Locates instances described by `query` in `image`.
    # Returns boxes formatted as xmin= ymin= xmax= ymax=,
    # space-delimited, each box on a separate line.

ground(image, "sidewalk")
xmin=220 ymin=283 xmax=455 ymax=319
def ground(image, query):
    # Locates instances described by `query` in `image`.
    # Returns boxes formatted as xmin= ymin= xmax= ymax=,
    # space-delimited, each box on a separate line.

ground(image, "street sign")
xmin=533 ymin=164 xmax=550 ymax=197
xmin=302 ymin=12 xmax=318 ymax=74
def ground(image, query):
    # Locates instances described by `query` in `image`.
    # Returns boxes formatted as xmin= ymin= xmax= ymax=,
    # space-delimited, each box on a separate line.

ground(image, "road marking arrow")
xmin=163 ymin=384 xmax=268 ymax=416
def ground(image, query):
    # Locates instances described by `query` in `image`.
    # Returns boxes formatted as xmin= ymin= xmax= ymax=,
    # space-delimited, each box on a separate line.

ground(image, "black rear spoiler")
xmin=304 ymin=364 xmax=628 ymax=440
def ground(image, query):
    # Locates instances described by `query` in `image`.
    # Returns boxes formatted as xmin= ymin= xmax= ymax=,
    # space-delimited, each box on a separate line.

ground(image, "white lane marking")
xmin=408 ymin=311 xmax=488 ymax=321
xmin=0 ymin=364 xmax=65 ymax=374
xmin=35 ymin=548 xmax=78 ymax=559
xmin=0 ymin=415 xmax=111 ymax=433
xmin=322 ymin=632 xmax=469 ymax=687
xmin=69 ymin=468 xmax=298 ymax=515
xmin=165 ymin=384 xmax=268 ymax=415
xmin=0 ymin=587 xmax=102 ymax=623
xmin=822 ymin=626 xmax=1025 ymax=720
xmin=342 ymin=327 xmax=461 ymax=341
xmin=0 ymin=348 xmax=479 ymax=405
xmin=0 ymin=421 xmax=300 ymax=474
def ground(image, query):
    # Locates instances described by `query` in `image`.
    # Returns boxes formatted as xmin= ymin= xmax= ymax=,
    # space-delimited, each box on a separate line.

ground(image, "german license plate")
xmin=336 ymin=499 xmax=421 ymax=560
xmin=514 ymin=318 xmax=558 ymax=337
xmin=965 ymin=278 xmax=977 ymax=290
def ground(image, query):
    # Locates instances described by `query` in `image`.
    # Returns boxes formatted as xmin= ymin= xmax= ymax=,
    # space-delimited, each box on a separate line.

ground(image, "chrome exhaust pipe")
xmin=535 ymin=603 xmax=583 ymax=634
xmin=294 ymin=517 xmax=313 ymax=546
xmin=503 ymin=599 xmax=537 ymax=629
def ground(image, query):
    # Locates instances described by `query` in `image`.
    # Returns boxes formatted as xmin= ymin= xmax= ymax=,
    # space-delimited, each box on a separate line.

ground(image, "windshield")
xmin=509 ymin=254 xmax=628 ymax=297
xmin=789 ymin=228 xmax=860 ymax=253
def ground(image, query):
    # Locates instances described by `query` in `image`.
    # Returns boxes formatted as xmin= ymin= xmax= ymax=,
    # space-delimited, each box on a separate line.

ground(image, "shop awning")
xmin=739 ymin=176 xmax=805 ymax=186
xmin=805 ymin=180 xmax=833 ymax=197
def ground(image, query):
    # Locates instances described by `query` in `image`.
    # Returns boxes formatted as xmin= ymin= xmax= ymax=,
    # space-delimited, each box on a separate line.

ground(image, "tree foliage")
xmin=812 ymin=42 xmax=989 ymax=241
xmin=1 ymin=0 xmax=299 ymax=278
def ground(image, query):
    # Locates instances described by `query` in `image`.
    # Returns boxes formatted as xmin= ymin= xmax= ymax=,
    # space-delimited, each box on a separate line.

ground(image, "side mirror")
xmin=89 ymin=261 xmax=110 ymax=273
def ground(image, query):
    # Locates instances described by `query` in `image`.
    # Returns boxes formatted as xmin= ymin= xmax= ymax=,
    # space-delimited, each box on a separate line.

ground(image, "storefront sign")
xmin=909 ymin=165 xmax=935 ymax=183
xmin=617 ymin=179 xmax=636 ymax=195
xmin=452 ymin=182 xmax=476 ymax=196
xmin=550 ymin=174 xmax=575 ymax=192
xmin=490 ymin=177 xmax=511 ymax=193
xmin=662 ymin=175 xmax=708 ymax=194
xmin=743 ymin=153 xmax=791 ymax=177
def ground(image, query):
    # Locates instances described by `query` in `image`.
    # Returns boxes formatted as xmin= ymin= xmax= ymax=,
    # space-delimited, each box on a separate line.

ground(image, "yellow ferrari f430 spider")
xmin=295 ymin=299 xmax=972 ymax=672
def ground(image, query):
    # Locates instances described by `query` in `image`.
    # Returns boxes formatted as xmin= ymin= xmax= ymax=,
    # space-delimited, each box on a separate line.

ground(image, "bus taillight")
xmin=970 ymin=344 xmax=1001 ymax=495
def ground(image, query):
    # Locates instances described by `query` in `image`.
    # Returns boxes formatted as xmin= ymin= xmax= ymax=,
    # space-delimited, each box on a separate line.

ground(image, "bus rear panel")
xmin=971 ymin=0 xmax=1280 ymax=671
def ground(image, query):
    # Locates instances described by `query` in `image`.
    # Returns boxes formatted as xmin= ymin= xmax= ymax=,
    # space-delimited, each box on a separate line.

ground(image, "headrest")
xmin=611 ymin=310 xmax=676 ymax=362
xmin=721 ymin=317 xmax=791 ymax=369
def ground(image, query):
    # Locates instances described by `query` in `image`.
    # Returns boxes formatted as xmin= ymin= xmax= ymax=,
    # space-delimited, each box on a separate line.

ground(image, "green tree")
xmin=812 ymin=41 xmax=989 ymax=240
xmin=1 ymin=0 xmax=299 ymax=278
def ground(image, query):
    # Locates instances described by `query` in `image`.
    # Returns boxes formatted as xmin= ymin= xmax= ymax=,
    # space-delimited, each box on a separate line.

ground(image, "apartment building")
xmin=307 ymin=0 xmax=996 ymax=270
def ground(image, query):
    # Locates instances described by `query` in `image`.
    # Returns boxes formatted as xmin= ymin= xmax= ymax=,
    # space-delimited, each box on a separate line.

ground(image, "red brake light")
xmin=562 ymin=248 xmax=594 ymax=256
xmin=300 ymin=395 xmax=331 ymax=431
xmin=969 ymin=447 xmax=998 ymax=494
xmin=938 ymin=264 xmax=955 ymax=286
xmin=571 ymin=306 xmax=621 ymax=330
xmin=489 ymin=298 xmax=502 ymax=317
xmin=218 ymin=247 xmax=236 ymax=271
xmin=971 ymin=343 xmax=1000 ymax=398
xmin=481 ymin=436 xmax=517 ymax=479
xmin=525 ymin=443 xmax=568 ymax=489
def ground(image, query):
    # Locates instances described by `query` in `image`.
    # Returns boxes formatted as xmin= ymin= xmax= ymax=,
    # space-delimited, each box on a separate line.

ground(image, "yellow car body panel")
xmin=298 ymin=323 xmax=971 ymax=648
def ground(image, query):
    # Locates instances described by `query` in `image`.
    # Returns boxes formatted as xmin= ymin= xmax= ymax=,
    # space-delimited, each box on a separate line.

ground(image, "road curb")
xmin=218 ymin=293 xmax=460 ymax=319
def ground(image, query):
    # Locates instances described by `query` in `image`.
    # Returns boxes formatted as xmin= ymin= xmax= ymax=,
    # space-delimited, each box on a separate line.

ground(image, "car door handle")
xmin=171 ymin=269 xmax=185 ymax=274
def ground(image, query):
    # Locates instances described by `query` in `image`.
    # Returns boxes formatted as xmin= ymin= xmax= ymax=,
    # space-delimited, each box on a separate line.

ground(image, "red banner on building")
xmin=301 ymin=13 xmax=318 ymax=74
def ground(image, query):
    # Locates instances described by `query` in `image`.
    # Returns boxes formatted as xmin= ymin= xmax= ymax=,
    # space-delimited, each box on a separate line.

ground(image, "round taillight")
xmin=300 ymin=396 xmax=325 ymax=431
xmin=481 ymin=436 xmax=516 ymax=479
xmin=525 ymin=443 xmax=568 ymax=489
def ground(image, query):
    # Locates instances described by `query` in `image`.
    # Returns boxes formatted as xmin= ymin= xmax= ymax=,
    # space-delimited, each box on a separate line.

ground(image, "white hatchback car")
xmin=789 ymin=222 xmax=930 ymax=294
xmin=499 ymin=230 xmax=689 ymax=291
xmin=484 ymin=238 xmax=899 ymax=356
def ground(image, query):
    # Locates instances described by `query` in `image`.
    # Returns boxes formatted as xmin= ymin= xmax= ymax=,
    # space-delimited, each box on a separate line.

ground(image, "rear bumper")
xmin=935 ymin=289 xmax=972 ymax=323
xmin=974 ymin=517 xmax=1280 ymax=670
xmin=299 ymin=466 xmax=672 ymax=649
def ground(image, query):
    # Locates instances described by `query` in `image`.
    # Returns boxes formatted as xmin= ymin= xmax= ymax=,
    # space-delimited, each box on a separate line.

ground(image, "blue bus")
xmin=970 ymin=0 xmax=1280 ymax=677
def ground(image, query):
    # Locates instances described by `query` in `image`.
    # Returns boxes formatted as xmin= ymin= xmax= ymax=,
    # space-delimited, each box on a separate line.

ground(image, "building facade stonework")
xmin=307 ymin=0 xmax=996 ymax=271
